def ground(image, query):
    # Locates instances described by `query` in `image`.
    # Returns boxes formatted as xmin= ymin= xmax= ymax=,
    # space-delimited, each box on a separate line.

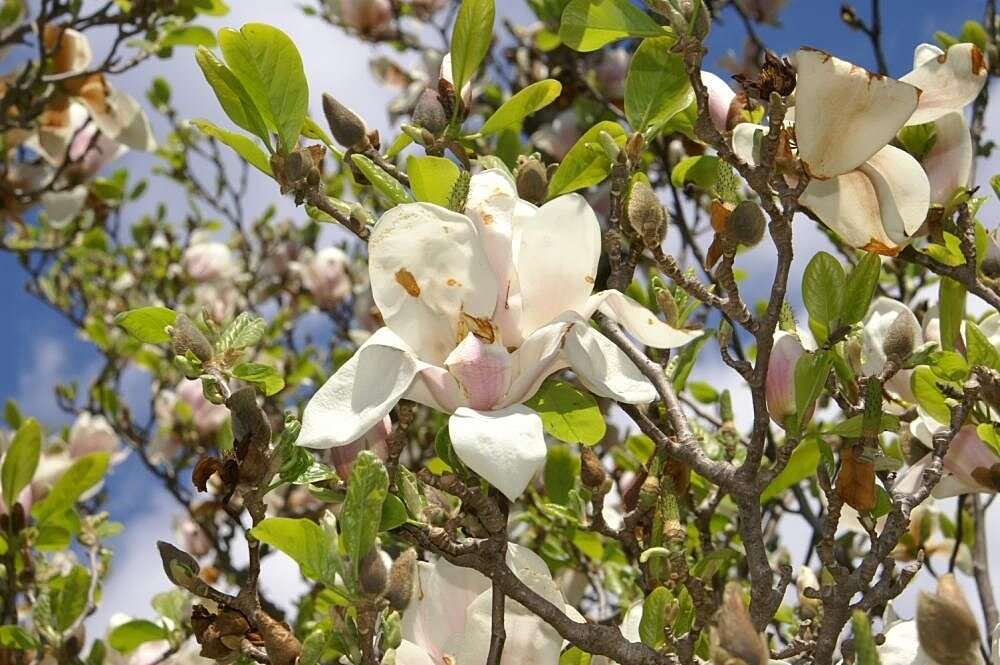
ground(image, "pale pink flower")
xmin=765 ymin=331 xmax=807 ymax=427
xmin=299 ymin=247 xmax=353 ymax=311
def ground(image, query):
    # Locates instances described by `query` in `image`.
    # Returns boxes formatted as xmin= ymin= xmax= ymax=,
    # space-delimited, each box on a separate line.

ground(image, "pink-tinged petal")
xmin=901 ymin=43 xmax=988 ymax=126
xmin=402 ymin=559 xmax=491 ymax=661
xmin=893 ymin=453 xmax=932 ymax=496
xmin=940 ymin=425 xmax=1000 ymax=495
xmin=562 ymin=317 xmax=656 ymax=404
xmin=298 ymin=328 xmax=418 ymax=449
xmin=502 ymin=320 xmax=572 ymax=407
xmin=444 ymin=333 xmax=512 ymax=410
xmin=793 ymin=48 xmax=919 ymax=178
xmin=87 ymin=88 xmax=157 ymax=151
xmin=393 ymin=641 xmax=437 ymax=665
xmin=403 ymin=363 xmax=465 ymax=413
xmin=702 ymin=71 xmax=737 ymax=131
xmin=44 ymin=26 xmax=93 ymax=77
xmin=766 ymin=331 xmax=805 ymax=425
xmin=514 ymin=194 xmax=601 ymax=336
xmin=579 ymin=290 xmax=700 ymax=349
xmin=369 ymin=203 xmax=499 ymax=365
xmin=325 ymin=416 xmax=390 ymax=479
xmin=448 ymin=406 xmax=547 ymax=501
xmin=530 ymin=109 xmax=581 ymax=160
xmin=465 ymin=170 xmax=524 ymax=347
xmin=923 ymin=112 xmax=973 ymax=206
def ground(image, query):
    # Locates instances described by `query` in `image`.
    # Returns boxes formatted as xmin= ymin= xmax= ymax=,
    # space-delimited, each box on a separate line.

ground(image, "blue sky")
xmin=2 ymin=0 xmax=997 ymax=630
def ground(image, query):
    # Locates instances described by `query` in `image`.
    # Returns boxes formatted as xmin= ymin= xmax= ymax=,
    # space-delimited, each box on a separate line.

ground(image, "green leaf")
xmin=560 ymin=647 xmax=592 ymax=665
xmin=911 ymin=366 xmax=951 ymax=424
xmin=793 ymin=351 xmax=832 ymax=433
xmin=840 ymin=253 xmax=881 ymax=325
xmin=547 ymin=120 xmax=625 ymax=198
xmin=2 ymin=418 xmax=41 ymax=508
xmin=108 ymin=620 xmax=168 ymax=653
xmin=379 ymin=494 xmax=408 ymax=531
xmin=624 ymin=37 xmax=693 ymax=133
xmin=639 ymin=586 xmax=672 ymax=649
xmin=0 ymin=626 xmax=38 ymax=650
xmin=977 ymin=423 xmax=1000 ymax=458
xmin=761 ymin=438 xmax=820 ymax=502
xmin=114 ymin=307 xmax=177 ymax=344
xmin=232 ymin=362 xmax=285 ymax=396
xmin=802 ymin=252 xmax=846 ymax=340
xmin=407 ymin=155 xmax=461 ymax=206
xmin=449 ymin=0 xmax=495 ymax=97
xmin=991 ymin=174 xmax=1000 ymax=200
xmin=481 ymin=79 xmax=562 ymax=134
xmin=559 ymin=0 xmax=669 ymax=52
xmin=525 ymin=380 xmax=606 ymax=445
xmin=250 ymin=517 xmax=335 ymax=582
xmin=218 ymin=23 xmax=309 ymax=152
xmin=544 ymin=445 xmax=579 ymax=505
xmin=32 ymin=453 xmax=110 ymax=525
xmin=341 ymin=451 xmax=389 ymax=580
xmin=218 ymin=312 xmax=266 ymax=352
xmin=191 ymin=120 xmax=272 ymax=176
xmin=53 ymin=565 xmax=91 ymax=630
xmin=938 ymin=278 xmax=966 ymax=352
xmin=351 ymin=154 xmax=414 ymax=204
xmin=670 ymin=155 xmax=719 ymax=189
xmin=966 ymin=321 xmax=1000 ymax=370
xmin=959 ymin=20 xmax=989 ymax=50
xmin=161 ymin=25 xmax=216 ymax=48
xmin=194 ymin=46 xmax=271 ymax=148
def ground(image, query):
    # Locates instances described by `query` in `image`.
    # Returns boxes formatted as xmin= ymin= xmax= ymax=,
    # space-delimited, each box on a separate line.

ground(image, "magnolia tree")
xmin=4 ymin=0 xmax=1000 ymax=664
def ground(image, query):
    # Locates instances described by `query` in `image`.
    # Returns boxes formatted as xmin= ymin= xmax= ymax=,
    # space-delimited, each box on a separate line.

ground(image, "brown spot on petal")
xmin=861 ymin=239 xmax=900 ymax=256
xmin=971 ymin=46 xmax=987 ymax=76
xmin=584 ymin=275 xmax=595 ymax=284
xmin=447 ymin=278 xmax=462 ymax=287
xmin=395 ymin=268 xmax=421 ymax=296
xmin=482 ymin=213 xmax=494 ymax=225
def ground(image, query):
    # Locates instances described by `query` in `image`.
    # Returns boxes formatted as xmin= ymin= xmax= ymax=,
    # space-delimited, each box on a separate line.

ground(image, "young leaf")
xmin=161 ymin=25 xmax=216 ymax=48
xmin=449 ymin=0 xmax=495 ymax=97
xmin=639 ymin=587 xmax=673 ymax=649
xmin=802 ymin=252 xmax=846 ymax=340
xmin=191 ymin=120 xmax=272 ymax=176
xmin=114 ymin=307 xmax=177 ymax=344
xmin=0 ymin=626 xmax=38 ymax=650
xmin=624 ymin=37 xmax=693 ymax=133
xmin=966 ymin=321 xmax=1000 ymax=370
xmin=218 ymin=23 xmax=309 ymax=152
xmin=938 ymin=277 xmax=966 ymax=352
xmin=481 ymin=79 xmax=562 ymax=134
xmin=840 ymin=253 xmax=881 ymax=325
xmin=341 ymin=451 xmax=389 ymax=580
xmin=559 ymin=0 xmax=669 ymax=52
xmin=793 ymin=351 xmax=832 ymax=433
xmin=911 ymin=366 xmax=952 ymax=424
xmin=547 ymin=120 xmax=625 ymax=198
xmin=407 ymin=155 xmax=461 ymax=206
xmin=544 ymin=445 xmax=579 ymax=505
xmin=761 ymin=438 xmax=820 ymax=502
xmin=194 ymin=46 xmax=271 ymax=148
xmin=351 ymin=154 xmax=414 ymax=205
xmin=53 ymin=565 xmax=91 ymax=630
xmin=108 ymin=620 xmax=169 ymax=653
xmin=1 ymin=418 xmax=41 ymax=509
xmin=379 ymin=494 xmax=408 ymax=531
xmin=32 ymin=452 xmax=110 ymax=524
xmin=232 ymin=362 xmax=285 ymax=396
xmin=218 ymin=312 xmax=266 ymax=352
xmin=525 ymin=379 xmax=606 ymax=445
xmin=249 ymin=517 xmax=335 ymax=583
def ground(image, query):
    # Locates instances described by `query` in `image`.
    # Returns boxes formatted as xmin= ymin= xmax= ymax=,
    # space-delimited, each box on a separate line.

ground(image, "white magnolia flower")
xmin=531 ymin=108 xmax=581 ymax=160
xmin=297 ymin=246 xmax=353 ymax=311
xmin=860 ymin=297 xmax=923 ymax=403
xmin=897 ymin=421 xmax=1000 ymax=497
xmin=68 ymin=411 xmax=121 ymax=459
xmin=182 ymin=234 xmax=239 ymax=283
xmin=394 ymin=546 xmax=574 ymax=665
xmin=298 ymin=170 xmax=697 ymax=499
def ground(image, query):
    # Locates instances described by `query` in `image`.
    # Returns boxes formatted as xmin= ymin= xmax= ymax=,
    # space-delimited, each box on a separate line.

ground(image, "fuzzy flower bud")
xmin=710 ymin=582 xmax=769 ymax=665
xmin=725 ymin=200 xmax=767 ymax=247
xmin=916 ymin=574 xmax=981 ymax=665
xmin=360 ymin=549 xmax=388 ymax=596
xmin=170 ymin=314 xmax=214 ymax=362
xmin=882 ymin=311 xmax=918 ymax=363
xmin=515 ymin=155 xmax=548 ymax=205
xmin=386 ymin=548 xmax=417 ymax=610
xmin=411 ymin=88 xmax=448 ymax=135
xmin=322 ymin=93 xmax=370 ymax=149
xmin=627 ymin=180 xmax=667 ymax=249
xmin=580 ymin=447 xmax=607 ymax=490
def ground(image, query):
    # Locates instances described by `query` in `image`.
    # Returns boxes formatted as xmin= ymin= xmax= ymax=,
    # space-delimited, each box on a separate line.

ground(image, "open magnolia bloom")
xmin=298 ymin=170 xmax=698 ymax=499
xmin=394 ymin=545 xmax=575 ymax=665
xmin=859 ymin=297 xmax=923 ymax=403
xmin=896 ymin=422 xmax=1000 ymax=497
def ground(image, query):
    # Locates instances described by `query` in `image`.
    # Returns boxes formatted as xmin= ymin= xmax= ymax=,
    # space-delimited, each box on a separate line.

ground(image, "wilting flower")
xmin=68 ymin=412 xmax=121 ymax=458
xmin=393 ymin=546 xmax=574 ymax=665
xmin=298 ymin=170 xmax=697 ymax=500
xmin=897 ymin=423 xmax=1000 ymax=497
xmin=297 ymin=246 xmax=353 ymax=311
xmin=325 ymin=0 xmax=395 ymax=38
xmin=182 ymin=234 xmax=239 ymax=283
xmin=765 ymin=330 xmax=808 ymax=427
xmin=531 ymin=109 xmax=581 ymax=160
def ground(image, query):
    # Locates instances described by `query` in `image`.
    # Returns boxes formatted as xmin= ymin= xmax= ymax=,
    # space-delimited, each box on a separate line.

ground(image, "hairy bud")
xmin=412 ymin=89 xmax=448 ymax=135
xmin=157 ymin=540 xmax=201 ymax=589
xmin=916 ymin=574 xmax=981 ymax=665
xmin=515 ymin=156 xmax=548 ymax=204
xmin=284 ymin=149 xmax=314 ymax=182
xmin=322 ymin=93 xmax=369 ymax=149
xmin=882 ymin=312 xmax=918 ymax=363
xmin=580 ymin=447 xmax=607 ymax=490
xmin=651 ymin=0 xmax=709 ymax=40
xmin=170 ymin=314 xmax=213 ymax=362
xmin=627 ymin=180 xmax=667 ymax=249
xmin=360 ymin=549 xmax=388 ymax=597
xmin=386 ymin=548 xmax=417 ymax=611
xmin=725 ymin=200 xmax=767 ymax=247
xmin=710 ymin=582 xmax=769 ymax=665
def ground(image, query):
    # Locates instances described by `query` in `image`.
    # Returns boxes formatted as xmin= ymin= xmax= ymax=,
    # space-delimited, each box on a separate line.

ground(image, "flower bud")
xmin=627 ymin=180 xmax=667 ymax=249
xmin=444 ymin=333 xmax=511 ymax=411
xmin=386 ymin=548 xmax=417 ymax=611
xmin=411 ymin=88 xmax=448 ymax=135
xmin=766 ymin=331 xmax=807 ymax=427
xmin=580 ymin=447 xmax=607 ymax=490
xmin=283 ymin=149 xmax=314 ymax=182
xmin=725 ymin=200 xmax=767 ymax=247
xmin=170 ymin=314 xmax=214 ymax=362
xmin=515 ymin=155 xmax=548 ymax=205
xmin=652 ymin=0 xmax=710 ymax=40
xmin=710 ymin=582 xmax=769 ymax=665
xmin=882 ymin=311 xmax=918 ymax=363
xmin=359 ymin=548 xmax=388 ymax=596
xmin=916 ymin=574 xmax=981 ymax=665
xmin=322 ymin=93 xmax=370 ymax=149
xmin=157 ymin=540 xmax=201 ymax=589
xmin=654 ymin=285 xmax=680 ymax=327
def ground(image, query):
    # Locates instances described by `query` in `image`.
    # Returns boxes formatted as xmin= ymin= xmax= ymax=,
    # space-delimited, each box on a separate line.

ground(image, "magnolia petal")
xmin=562 ymin=317 xmax=656 ymax=403
xmin=515 ymin=193 xmax=601 ymax=336
xmin=502 ymin=320 xmax=572 ymax=407
xmin=793 ymin=48 xmax=919 ymax=178
xmin=862 ymin=297 xmax=921 ymax=401
xmin=924 ymin=111 xmax=973 ymax=206
xmin=580 ymin=290 xmax=700 ymax=349
xmin=44 ymin=26 xmax=93 ymax=77
xmin=298 ymin=328 xmax=417 ymax=449
xmin=88 ymin=89 xmax=157 ymax=151
xmin=448 ymin=406 xmax=547 ymax=501
xmin=402 ymin=559 xmax=491 ymax=662
xmin=878 ymin=619 xmax=940 ymax=665
xmin=465 ymin=170 xmax=523 ymax=347
xmin=369 ymin=202 xmax=499 ymax=365
xmin=902 ymin=43 xmax=988 ymax=126
xmin=702 ymin=71 xmax=737 ymax=131
xmin=42 ymin=186 xmax=88 ymax=224
xmin=857 ymin=145 xmax=930 ymax=240
xmin=393 ymin=641 xmax=437 ymax=665
xmin=403 ymin=362 xmax=465 ymax=413
xmin=913 ymin=43 xmax=943 ymax=69
xmin=458 ymin=590 xmax=564 ymax=665
xmin=732 ymin=122 xmax=767 ymax=167
xmin=940 ymin=425 xmax=1000 ymax=495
